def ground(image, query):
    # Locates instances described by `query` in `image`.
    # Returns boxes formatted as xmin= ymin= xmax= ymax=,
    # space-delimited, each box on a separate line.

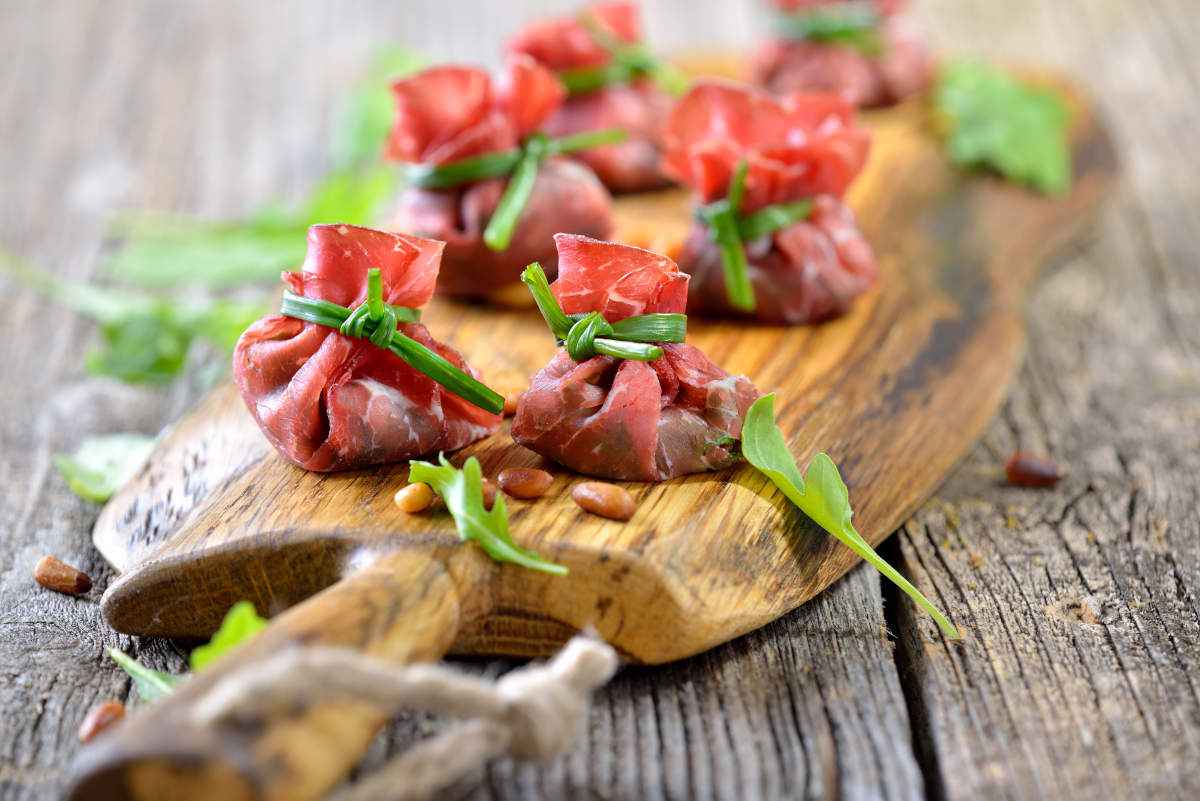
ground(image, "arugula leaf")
xmin=107 ymin=647 xmax=184 ymax=702
xmin=3 ymin=246 xmax=267 ymax=383
xmin=409 ymin=455 xmax=568 ymax=576
xmin=331 ymin=46 xmax=427 ymax=170
xmin=54 ymin=434 xmax=156 ymax=503
xmin=741 ymin=395 xmax=960 ymax=639
xmin=189 ymin=600 xmax=268 ymax=671
xmin=85 ymin=312 xmax=193 ymax=383
xmin=183 ymin=298 xmax=271 ymax=353
xmin=935 ymin=62 xmax=1072 ymax=195
xmin=107 ymin=601 xmax=268 ymax=702
xmin=84 ymin=297 xmax=263 ymax=384
xmin=104 ymin=215 xmax=309 ymax=290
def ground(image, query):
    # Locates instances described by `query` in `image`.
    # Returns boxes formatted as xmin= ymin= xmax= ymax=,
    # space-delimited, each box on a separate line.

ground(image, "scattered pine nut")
xmin=502 ymin=394 xmax=522 ymax=417
xmin=1004 ymin=452 xmax=1062 ymax=488
xmin=498 ymin=467 xmax=554 ymax=500
xmin=394 ymin=482 xmax=434 ymax=513
xmin=34 ymin=555 xmax=91 ymax=595
xmin=78 ymin=700 xmax=125 ymax=743
xmin=571 ymin=482 xmax=635 ymax=521
xmin=481 ymin=478 xmax=498 ymax=510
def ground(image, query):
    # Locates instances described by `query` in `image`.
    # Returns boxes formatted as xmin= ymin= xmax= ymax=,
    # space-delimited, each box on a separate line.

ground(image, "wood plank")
xmin=888 ymin=1 xmax=1200 ymax=799
xmin=2 ymin=0 xmax=1196 ymax=800
xmin=346 ymin=568 xmax=923 ymax=801
xmin=0 ymin=4 xmax=917 ymax=799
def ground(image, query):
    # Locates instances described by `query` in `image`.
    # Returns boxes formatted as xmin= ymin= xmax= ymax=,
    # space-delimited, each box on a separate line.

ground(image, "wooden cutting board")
xmin=69 ymin=75 xmax=1116 ymax=801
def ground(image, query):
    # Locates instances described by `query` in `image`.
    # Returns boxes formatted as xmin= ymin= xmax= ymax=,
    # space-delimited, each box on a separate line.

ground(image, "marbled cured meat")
xmin=512 ymin=234 xmax=760 ymax=482
xmin=387 ymin=56 xmax=614 ymax=297
xmin=233 ymin=225 xmax=500 ymax=472
xmin=754 ymin=0 xmax=934 ymax=108
xmin=663 ymin=81 xmax=878 ymax=324
xmin=507 ymin=2 xmax=673 ymax=193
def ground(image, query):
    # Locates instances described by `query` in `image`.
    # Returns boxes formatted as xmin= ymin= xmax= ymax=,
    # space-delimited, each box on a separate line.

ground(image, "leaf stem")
xmin=741 ymin=395 xmax=961 ymax=640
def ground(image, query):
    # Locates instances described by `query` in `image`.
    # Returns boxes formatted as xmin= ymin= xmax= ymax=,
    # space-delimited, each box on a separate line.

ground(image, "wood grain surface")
xmin=2 ymin=2 xmax=1198 ymax=801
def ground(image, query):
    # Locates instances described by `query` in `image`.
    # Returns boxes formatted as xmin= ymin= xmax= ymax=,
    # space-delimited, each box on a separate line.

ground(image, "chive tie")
xmin=558 ymin=12 xmax=690 ymax=97
xmin=401 ymin=128 xmax=628 ymax=254
xmin=694 ymin=160 xmax=815 ymax=312
xmin=279 ymin=268 xmax=504 ymax=414
xmin=520 ymin=263 xmax=687 ymax=362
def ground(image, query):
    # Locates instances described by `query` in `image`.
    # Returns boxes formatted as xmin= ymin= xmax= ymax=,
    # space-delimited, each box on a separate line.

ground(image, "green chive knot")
xmin=280 ymin=268 xmax=503 ymax=414
xmin=694 ymin=160 xmax=816 ymax=312
xmin=520 ymin=262 xmax=682 ymax=363
xmin=564 ymin=311 xmax=614 ymax=361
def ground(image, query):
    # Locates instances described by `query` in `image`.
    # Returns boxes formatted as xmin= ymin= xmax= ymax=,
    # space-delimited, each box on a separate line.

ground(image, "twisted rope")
xmin=195 ymin=634 xmax=619 ymax=801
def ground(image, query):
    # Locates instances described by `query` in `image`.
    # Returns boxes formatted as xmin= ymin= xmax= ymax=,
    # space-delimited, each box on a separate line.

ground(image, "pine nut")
xmin=34 ymin=555 xmax=91 ymax=595
xmin=394 ymin=482 xmax=434 ymax=513
xmin=571 ymin=482 xmax=635 ymax=521
xmin=78 ymin=700 xmax=125 ymax=743
xmin=1004 ymin=452 xmax=1062 ymax=488
xmin=502 ymin=393 xmax=522 ymax=417
xmin=481 ymin=478 xmax=498 ymax=510
xmin=496 ymin=465 xmax=552 ymax=496
xmin=498 ymin=467 xmax=554 ymax=500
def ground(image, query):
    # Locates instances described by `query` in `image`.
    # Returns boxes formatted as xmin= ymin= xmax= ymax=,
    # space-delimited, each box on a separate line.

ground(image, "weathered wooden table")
xmin=2 ymin=1 xmax=1197 ymax=799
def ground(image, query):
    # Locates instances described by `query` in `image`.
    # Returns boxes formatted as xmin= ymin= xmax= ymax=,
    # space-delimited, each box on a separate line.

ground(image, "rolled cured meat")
xmin=754 ymin=0 xmax=934 ymax=108
xmin=387 ymin=56 xmax=615 ymax=297
xmin=234 ymin=224 xmax=502 ymax=472
xmin=507 ymin=1 xmax=675 ymax=193
xmin=512 ymin=234 xmax=760 ymax=482
xmin=663 ymin=81 xmax=878 ymax=324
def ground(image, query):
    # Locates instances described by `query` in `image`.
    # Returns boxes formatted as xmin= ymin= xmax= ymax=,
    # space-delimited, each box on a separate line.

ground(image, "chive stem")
xmin=561 ymin=12 xmax=690 ymax=97
xmin=520 ymin=262 xmax=684 ymax=362
xmin=280 ymin=289 xmax=502 ymax=414
xmin=521 ymin=262 xmax=574 ymax=338
xmin=483 ymin=136 xmax=547 ymax=252
xmin=546 ymin=128 xmax=628 ymax=154
xmin=695 ymin=161 xmax=818 ymax=313
xmin=776 ymin=4 xmax=883 ymax=56
xmin=403 ymin=128 xmax=626 ymax=254
xmin=366 ymin=268 xmax=385 ymax=319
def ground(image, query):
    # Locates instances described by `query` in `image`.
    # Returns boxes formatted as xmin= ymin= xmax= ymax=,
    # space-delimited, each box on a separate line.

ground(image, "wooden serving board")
xmin=70 ymin=76 xmax=1116 ymax=801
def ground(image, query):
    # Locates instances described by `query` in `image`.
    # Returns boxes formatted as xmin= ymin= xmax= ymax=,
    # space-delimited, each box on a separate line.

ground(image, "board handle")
xmin=67 ymin=547 xmax=477 ymax=801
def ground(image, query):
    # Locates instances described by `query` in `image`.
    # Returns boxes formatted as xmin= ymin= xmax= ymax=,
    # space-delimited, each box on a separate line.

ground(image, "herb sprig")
xmin=558 ymin=12 xmax=689 ymax=97
xmin=108 ymin=601 xmax=268 ymax=702
xmin=402 ymin=128 xmax=626 ymax=252
xmin=521 ymin=262 xmax=686 ymax=361
xmin=741 ymin=394 xmax=960 ymax=639
xmin=935 ymin=62 xmax=1072 ymax=195
xmin=696 ymin=162 xmax=815 ymax=312
xmin=776 ymin=3 xmax=883 ymax=56
xmin=54 ymin=434 xmax=156 ymax=503
xmin=409 ymin=455 xmax=568 ymax=575
xmin=1 ymin=248 xmax=265 ymax=384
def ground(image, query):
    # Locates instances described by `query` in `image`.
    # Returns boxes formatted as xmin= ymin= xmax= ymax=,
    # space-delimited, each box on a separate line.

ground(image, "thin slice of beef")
xmin=386 ymin=57 xmax=615 ymax=297
xmin=663 ymin=82 xmax=878 ymax=324
xmin=511 ymin=235 xmax=760 ymax=482
xmin=506 ymin=2 xmax=674 ymax=193
xmin=233 ymin=225 xmax=500 ymax=472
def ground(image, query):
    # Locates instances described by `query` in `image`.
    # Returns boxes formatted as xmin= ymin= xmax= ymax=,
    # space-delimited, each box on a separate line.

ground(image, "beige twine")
xmin=194 ymin=634 xmax=619 ymax=801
